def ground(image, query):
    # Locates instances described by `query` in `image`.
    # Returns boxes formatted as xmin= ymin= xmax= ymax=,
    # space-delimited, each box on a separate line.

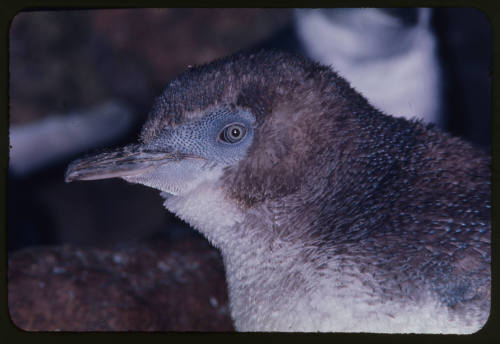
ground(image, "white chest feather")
xmin=224 ymin=249 xmax=485 ymax=333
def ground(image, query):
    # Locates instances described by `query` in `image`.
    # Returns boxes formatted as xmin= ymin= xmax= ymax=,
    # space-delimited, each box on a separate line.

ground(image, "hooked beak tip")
xmin=64 ymin=160 xmax=79 ymax=183
xmin=64 ymin=169 xmax=78 ymax=183
xmin=64 ymin=162 xmax=94 ymax=183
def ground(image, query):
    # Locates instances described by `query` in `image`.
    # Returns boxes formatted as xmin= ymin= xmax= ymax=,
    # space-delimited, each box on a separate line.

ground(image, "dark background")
xmin=8 ymin=9 xmax=292 ymax=251
xmin=8 ymin=8 xmax=491 ymax=252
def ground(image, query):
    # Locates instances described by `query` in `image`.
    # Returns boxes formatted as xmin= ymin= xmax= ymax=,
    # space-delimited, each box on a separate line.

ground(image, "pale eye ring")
xmin=219 ymin=123 xmax=247 ymax=144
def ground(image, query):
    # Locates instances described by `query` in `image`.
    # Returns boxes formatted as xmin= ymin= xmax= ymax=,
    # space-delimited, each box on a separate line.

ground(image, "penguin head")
xmin=66 ymin=50 xmax=365 ymax=210
xmin=66 ymin=106 xmax=257 ymax=197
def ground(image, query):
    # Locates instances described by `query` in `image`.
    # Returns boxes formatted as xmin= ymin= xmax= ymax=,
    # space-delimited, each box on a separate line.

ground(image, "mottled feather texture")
xmin=130 ymin=50 xmax=489 ymax=332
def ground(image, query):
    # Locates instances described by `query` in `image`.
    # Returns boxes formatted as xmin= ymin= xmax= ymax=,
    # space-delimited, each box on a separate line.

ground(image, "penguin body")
xmin=66 ymin=50 xmax=490 ymax=333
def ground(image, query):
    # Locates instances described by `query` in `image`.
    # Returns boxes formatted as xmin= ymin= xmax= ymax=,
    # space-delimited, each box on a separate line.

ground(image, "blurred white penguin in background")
xmin=295 ymin=8 xmax=442 ymax=125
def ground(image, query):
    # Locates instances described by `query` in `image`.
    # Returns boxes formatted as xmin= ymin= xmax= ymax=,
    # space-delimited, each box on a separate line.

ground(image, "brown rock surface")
xmin=8 ymin=238 xmax=234 ymax=331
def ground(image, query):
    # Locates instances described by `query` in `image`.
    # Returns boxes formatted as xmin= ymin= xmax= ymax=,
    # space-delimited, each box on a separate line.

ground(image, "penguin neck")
xmin=214 ymin=111 xmax=428 ymax=266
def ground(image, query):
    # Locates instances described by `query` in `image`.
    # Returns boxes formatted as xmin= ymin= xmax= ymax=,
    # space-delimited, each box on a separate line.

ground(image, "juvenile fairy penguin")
xmin=65 ymin=50 xmax=490 ymax=333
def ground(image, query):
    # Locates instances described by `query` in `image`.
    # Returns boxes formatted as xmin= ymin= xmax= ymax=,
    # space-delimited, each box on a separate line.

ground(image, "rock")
xmin=8 ymin=238 xmax=234 ymax=331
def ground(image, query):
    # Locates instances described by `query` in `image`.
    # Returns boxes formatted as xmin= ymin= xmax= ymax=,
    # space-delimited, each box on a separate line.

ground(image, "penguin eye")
xmin=219 ymin=123 xmax=247 ymax=144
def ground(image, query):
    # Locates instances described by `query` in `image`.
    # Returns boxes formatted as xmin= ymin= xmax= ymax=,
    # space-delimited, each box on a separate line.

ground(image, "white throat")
xmin=160 ymin=168 xmax=244 ymax=248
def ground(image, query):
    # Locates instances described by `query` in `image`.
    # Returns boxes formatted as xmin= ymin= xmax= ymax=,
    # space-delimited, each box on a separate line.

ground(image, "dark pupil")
xmin=230 ymin=128 xmax=241 ymax=138
xmin=221 ymin=124 xmax=245 ymax=143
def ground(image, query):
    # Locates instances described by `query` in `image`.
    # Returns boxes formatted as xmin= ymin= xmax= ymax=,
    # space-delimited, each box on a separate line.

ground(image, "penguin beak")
xmin=65 ymin=144 xmax=200 ymax=183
